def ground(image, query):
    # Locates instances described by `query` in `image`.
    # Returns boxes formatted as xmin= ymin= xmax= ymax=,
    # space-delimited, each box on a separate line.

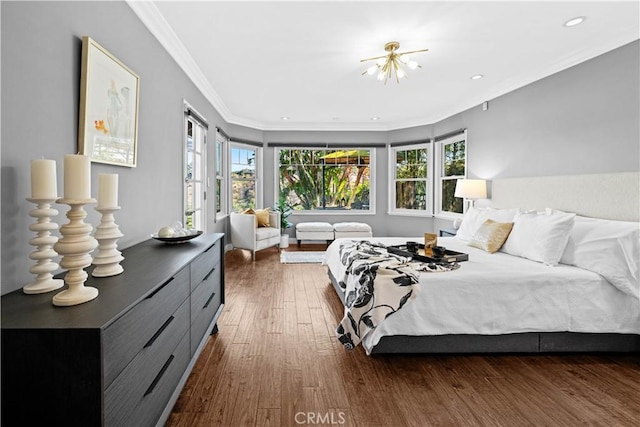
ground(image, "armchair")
xmin=230 ymin=210 xmax=281 ymax=261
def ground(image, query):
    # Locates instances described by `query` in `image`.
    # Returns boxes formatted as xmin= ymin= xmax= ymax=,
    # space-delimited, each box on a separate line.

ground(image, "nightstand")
xmin=439 ymin=228 xmax=457 ymax=237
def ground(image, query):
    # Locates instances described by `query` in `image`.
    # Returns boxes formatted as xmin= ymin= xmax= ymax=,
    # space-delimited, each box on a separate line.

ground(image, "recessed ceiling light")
xmin=564 ymin=16 xmax=586 ymax=27
xmin=470 ymin=74 xmax=484 ymax=80
xmin=370 ymin=117 xmax=380 ymax=121
xmin=280 ymin=116 xmax=289 ymax=121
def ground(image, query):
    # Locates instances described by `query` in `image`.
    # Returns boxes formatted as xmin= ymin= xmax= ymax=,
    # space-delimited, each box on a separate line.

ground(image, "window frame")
xmin=434 ymin=131 xmax=467 ymax=219
xmin=275 ymin=147 xmax=376 ymax=215
xmin=230 ymin=142 xmax=262 ymax=212
xmin=387 ymin=142 xmax=433 ymax=217
xmin=183 ymin=110 xmax=207 ymax=231
xmin=215 ymin=130 xmax=229 ymax=220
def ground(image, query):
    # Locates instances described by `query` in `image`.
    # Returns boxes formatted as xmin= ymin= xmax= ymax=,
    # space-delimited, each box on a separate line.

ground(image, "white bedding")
xmin=325 ymin=237 xmax=640 ymax=355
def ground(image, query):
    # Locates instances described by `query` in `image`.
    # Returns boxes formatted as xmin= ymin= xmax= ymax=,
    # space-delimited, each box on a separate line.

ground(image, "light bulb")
xmin=407 ymin=61 xmax=418 ymax=70
xmin=399 ymin=54 xmax=410 ymax=64
xmin=397 ymin=68 xmax=406 ymax=79
xmin=377 ymin=71 xmax=385 ymax=81
xmin=366 ymin=65 xmax=377 ymax=75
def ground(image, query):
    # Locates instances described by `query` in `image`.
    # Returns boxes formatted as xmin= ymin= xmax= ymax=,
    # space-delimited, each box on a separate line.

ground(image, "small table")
xmin=439 ymin=228 xmax=457 ymax=237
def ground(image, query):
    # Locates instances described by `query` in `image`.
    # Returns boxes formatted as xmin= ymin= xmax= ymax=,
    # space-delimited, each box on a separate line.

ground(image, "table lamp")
xmin=454 ymin=179 xmax=487 ymax=210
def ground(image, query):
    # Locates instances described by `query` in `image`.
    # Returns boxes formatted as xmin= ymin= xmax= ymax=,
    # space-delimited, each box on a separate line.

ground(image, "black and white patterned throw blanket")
xmin=335 ymin=240 xmax=459 ymax=350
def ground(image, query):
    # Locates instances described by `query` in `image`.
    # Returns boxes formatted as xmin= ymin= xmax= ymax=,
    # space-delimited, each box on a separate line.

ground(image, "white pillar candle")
xmin=63 ymin=154 xmax=91 ymax=200
xmin=97 ymin=173 xmax=118 ymax=208
xmin=30 ymin=159 xmax=58 ymax=199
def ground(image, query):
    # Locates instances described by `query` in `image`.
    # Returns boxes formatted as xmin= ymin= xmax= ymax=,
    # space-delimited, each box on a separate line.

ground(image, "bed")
xmin=324 ymin=172 xmax=640 ymax=355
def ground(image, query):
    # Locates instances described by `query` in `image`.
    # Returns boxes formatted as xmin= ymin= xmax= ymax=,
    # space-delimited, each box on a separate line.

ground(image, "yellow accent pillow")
xmin=468 ymin=219 xmax=514 ymax=253
xmin=254 ymin=208 xmax=271 ymax=227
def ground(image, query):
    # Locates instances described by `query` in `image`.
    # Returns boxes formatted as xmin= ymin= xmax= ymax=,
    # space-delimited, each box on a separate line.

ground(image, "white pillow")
xmin=560 ymin=216 xmax=639 ymax=299
xmin=501 ymin=210 xmax=575 ymax=266
xmin=456 ymin=206 xmax=519 ymax=242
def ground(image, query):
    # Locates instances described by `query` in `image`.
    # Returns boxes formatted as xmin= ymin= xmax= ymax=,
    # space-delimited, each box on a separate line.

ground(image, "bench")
xmin=333 ymin=222 xmax=373 ymax=239
xmin=295 ymin=222 xmax=334 ymax=246
xmin=295 ymin=222 xmax=373 ymax=246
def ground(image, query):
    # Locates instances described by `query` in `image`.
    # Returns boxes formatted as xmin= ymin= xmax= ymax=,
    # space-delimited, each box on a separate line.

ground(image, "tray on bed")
xmin=387 ymin=243 xmax=468 ymax=263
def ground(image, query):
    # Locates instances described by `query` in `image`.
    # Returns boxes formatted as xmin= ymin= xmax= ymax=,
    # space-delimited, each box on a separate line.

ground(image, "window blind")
xmin=215 ymin=126 xmax=230 ymax=140
xmin=267 ymin=142 xmax=386 ymax=148
xmin=185 ymin=108 xmax=209 ymax=129
xmin=434 ymin=128 xmax=466 ymax=142
xmin=389 ymin=139 xmax=431 ymax=147
xmin=230 ymin=138 xmax=263 ymax=148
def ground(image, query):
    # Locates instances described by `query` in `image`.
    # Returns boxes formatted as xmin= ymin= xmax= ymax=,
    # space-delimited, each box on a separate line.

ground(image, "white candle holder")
xmin=52 ymin=198 xmax=99 ymax=306
xmin=92 ymin=206 xmax=124 ymax=277
xmin=23 ymin=197 xmax=64 ymax=294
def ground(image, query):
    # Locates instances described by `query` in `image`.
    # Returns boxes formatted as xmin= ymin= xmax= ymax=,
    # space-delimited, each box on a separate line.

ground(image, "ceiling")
xmin=128 ymin=1 xmax=639 ymax=132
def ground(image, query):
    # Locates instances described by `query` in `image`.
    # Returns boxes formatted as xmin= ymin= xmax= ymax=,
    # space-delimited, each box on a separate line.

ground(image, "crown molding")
xmin=126 ymin=0 xmax=235 ymax=123
xmin=127 ymin=1 xmax=637 ymax=133
xmin=125 ymin=0 xmax=421 ymax=132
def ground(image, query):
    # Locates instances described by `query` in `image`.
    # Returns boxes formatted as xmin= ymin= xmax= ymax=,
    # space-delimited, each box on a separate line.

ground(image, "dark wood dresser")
xmin=1 ymin=232 xmax=225 ymax=426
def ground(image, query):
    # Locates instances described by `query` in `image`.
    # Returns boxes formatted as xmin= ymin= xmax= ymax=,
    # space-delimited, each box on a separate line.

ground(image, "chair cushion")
xmin=256 ymin=226 xmax=280 ymax=241
xmin=296 ymin=222 xmax=333 ymax=232
xmin=333 ymin=222 xmax=372 ymax=232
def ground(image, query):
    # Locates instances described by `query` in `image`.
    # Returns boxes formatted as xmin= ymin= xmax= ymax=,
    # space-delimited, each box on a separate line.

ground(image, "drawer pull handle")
xmin=144 ymin=355 xmax=174 ymax=397
xmin=144 ymin=316 xmax=174 ymax=348
xmin=146 ymin=277 xmax=174 ymax=299
xmin=203 ymin=292 xmax=216 ymax=309
xmin=203 ymin=267 xmax=216 ymax=282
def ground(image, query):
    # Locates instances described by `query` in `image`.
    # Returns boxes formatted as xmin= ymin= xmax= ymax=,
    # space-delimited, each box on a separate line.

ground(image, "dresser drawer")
xmin=131 ymin=333 xmax=190 ymax=427
xmin=103 ymin=266 xmax=190 ymax=388
xmin=104 ymin=298 xmax=189 ymax=426
xmin=190 ymin=278 xmax=222 ymax=355
xmin=190 ymin=240 xmax=221 ymax=290
xmin=190 ymin=264 xmax=221 ymax=323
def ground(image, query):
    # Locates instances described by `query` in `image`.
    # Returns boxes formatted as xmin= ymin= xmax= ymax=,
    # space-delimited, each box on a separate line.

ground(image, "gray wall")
xmin=433 ymin=39 xmax=639 ymax=181
xmin=1 ymin=1 xmax=228 ymax=294
xmin=428 ymin=40 xmax=639 ymax=232
xmin=2 ymin=1 xmax=638 ymax=295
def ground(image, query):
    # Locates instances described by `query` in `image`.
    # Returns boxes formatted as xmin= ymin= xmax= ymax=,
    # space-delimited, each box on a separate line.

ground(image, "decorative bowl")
xmin=151 ymin=230 xmax=203 ymax=244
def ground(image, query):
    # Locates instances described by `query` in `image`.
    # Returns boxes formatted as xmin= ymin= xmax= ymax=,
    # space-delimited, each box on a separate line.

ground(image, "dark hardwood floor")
xmin=167 ymin=244 xmax=640 ymax=426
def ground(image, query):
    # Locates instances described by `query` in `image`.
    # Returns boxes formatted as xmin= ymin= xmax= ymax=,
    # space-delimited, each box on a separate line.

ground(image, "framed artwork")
xmin=78 ymin=36 xmax=139 ymax=167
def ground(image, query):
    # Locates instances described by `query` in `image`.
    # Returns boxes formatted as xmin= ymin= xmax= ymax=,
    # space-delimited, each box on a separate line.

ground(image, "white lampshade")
xmin=454 ymin=179 xmax=487 ymax=199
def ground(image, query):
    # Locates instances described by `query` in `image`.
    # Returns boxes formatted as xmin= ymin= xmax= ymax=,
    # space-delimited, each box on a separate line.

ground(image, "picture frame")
xmin=78 ymin=36 xmax=139 ymax=167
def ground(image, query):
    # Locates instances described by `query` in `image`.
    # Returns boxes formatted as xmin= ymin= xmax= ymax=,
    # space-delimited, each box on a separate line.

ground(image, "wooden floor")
xmin=167 ymin=244 xmax=640 ymax=426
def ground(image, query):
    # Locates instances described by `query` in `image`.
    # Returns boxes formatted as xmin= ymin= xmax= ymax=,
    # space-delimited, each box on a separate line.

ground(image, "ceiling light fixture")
xmin=361 ymin=41 xmax=428 ymax=84
xmin=370 ymin=116 xmax=380 ymax=121
xmin=470 ymin=74 xmax=484 ymax=80
xmin=564 ymin=16 xmax=586 ymax=27
xmin=280 ymin=116 xmax=289 ymax=121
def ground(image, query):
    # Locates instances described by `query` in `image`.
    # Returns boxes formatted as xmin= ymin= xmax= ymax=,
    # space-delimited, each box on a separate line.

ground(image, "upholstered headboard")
xmin=491 ymin=172 xmax=640 ymax=221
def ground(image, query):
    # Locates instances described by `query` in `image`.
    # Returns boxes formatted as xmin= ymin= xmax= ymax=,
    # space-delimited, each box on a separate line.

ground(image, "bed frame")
xmin=328 ymin=270 xmax=640 ymax=353
xmin=328 ymin=172 xmax=640 ymax=354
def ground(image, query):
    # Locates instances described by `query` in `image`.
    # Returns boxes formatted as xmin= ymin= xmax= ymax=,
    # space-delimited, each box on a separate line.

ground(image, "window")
xmin=436 ymin=132 xmax=466 ymax=215
xmin=184 ymin=111 xmax=207 ymax=230
xmin=215 ymin=130 xmax=228 ymax=218
xmin=231 ymin=143 xmax=260 ymax=211
xmin=389 ymin=143 xmax=432 ymax=215
xmin=277 ymin=148 xmax=373 ymax=212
